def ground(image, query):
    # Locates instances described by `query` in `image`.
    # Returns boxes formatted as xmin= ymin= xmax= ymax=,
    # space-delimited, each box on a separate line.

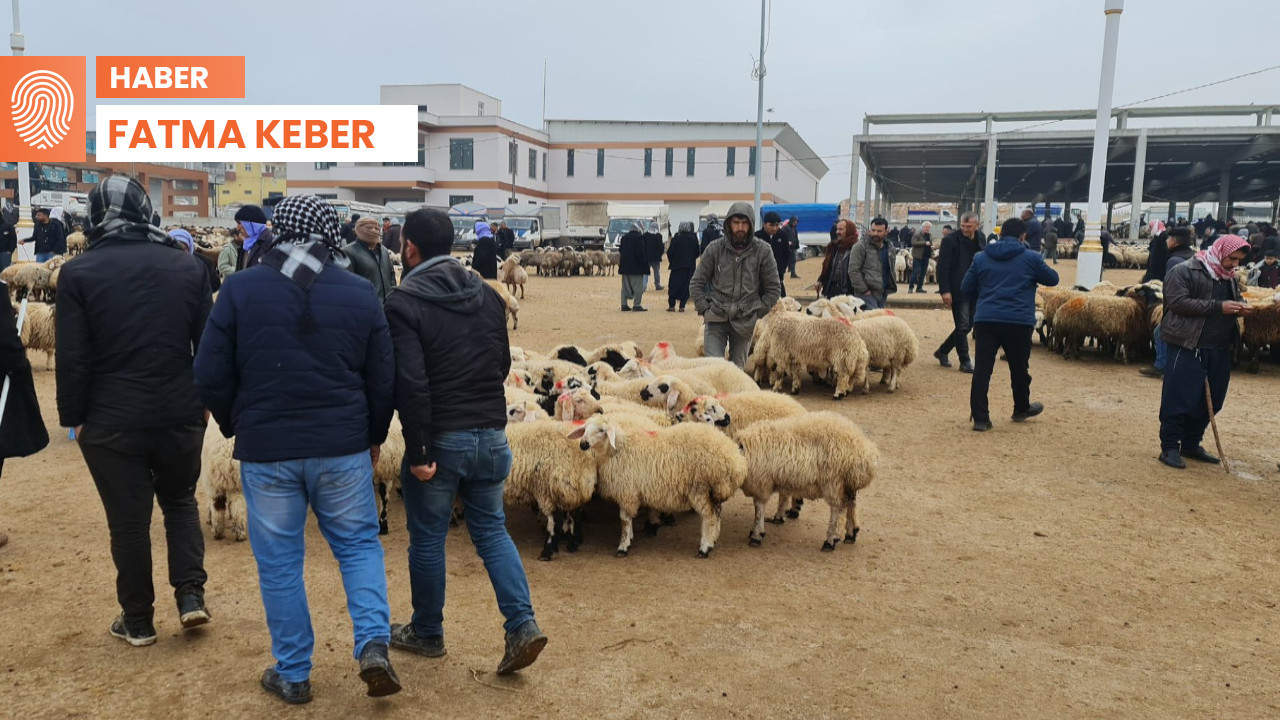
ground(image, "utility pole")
xmin=1076 ymin=0 xmax=1125 ymax=288
xmin=10 ymin=0 xmax=35 ymax=251
xmin=752 ymin=0 xmax=765 ymax=223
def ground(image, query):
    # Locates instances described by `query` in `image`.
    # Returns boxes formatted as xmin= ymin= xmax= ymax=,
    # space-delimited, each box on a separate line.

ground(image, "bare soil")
xmin=2 ymin=258 xmax=1278 ymax=719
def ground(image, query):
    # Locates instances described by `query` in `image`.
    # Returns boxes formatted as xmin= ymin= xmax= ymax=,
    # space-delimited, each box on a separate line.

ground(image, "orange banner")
xmin=95 ymin=56 xmax=245 ymax=98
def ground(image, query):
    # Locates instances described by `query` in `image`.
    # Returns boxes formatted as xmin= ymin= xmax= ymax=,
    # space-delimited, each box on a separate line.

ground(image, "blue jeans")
xmin=240 ymin=452 xmax=390 ymax=683
xmin=1153 ymin=324 xmax=1167 ymax=372
xmin=400 ymin=428 xmax=534 ymax=638
xmin=36 ymin=252 xmax=56 ymax=263
xmin=859 ymin=293 xmax=883 ymax=310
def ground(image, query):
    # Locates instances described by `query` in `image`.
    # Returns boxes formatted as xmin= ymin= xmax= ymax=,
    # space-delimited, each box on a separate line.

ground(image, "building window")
xmin=417 ymin=104 xmax=429 ymax=113
xmin=221 ymin=189 xmax=230 ymax=195
xmin=567 ymin=149 xmax=575 ymax=177
xmin=244 ymin=164 xmax=252 ymax=171
xmin=316 ymin=193 xmax=337 ymax=199
xmin=541 ymin=152 xmax=546 ymax=181
xmin=508 ymin=142 xmax=517 ymax=174
xmin=665 ymin=148 xmax=673 ymax=177
xmin=244 ymin=190 xmax=252 ymax=195
xmin=686 ymin=148 xmax=695 ymax=177
xmin=749 ymin=146 xmax=757 ymax=176
xmin=528 ymin=148 xmax=537 ymax=179
xmin=313 ymin=162 xmax=335 ymax=170
xmin=449 ymin=194 xmax=474 ymax=206
xmin=644 ymin=148 xmax=653 ymax=177
xmin=726 ymin=147 xmax=736 ymax=176
xmin=173 ymin=179 xmax=199 ymax=190
xmin=597 ymin=148 xmax=605 ymax=177
xmin=449 ymin=138 xmax=475 ymax=170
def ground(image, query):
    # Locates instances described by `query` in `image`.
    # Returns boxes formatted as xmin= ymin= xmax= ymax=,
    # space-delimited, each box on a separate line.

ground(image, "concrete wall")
xmin=380 ymin=84 xmax=502 ymax=117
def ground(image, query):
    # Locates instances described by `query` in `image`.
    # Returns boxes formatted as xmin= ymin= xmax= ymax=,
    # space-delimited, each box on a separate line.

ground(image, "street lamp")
xmin=10 ymin=0 xmax=35 ymax=245
xmin=1076 ymin=0 xmax=1125 ymax=288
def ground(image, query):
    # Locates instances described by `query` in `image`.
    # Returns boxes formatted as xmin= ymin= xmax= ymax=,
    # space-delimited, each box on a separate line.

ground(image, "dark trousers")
xmin=936 ymin=299 xmax=974 ymax=361
xmin=667 ymin=268 xmax=692 ymax=308
xmin=650 ymin=262 xmax=663 ymax=289
xmin=78 ymin=423 xmax=208 ymax=627
xmin=788 ymin=248 xmax=798 ymax=276
xmin=910 ymin=258 xmax=928 ymax=290
xmin=777 ymin=264 xmax=788 ymax=298
xmin=970 ymin=322 xmax=1033 ymax=422
xmin=1159 ymin=345 xmax=1231 ymax=452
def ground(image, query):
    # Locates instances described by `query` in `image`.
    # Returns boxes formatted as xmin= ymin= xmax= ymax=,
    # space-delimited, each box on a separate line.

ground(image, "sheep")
xmin=548 ymin=344 xmax=591 ymax=366
xmin=735 ymin=412 xmax=878 ymax=551
xmin=199 ymin=429 xmax=247 ymax=541
xmin=1051 ymin=293 xmax=1151 ymax=362
xmin=594 ymin=376 xmax=660 ymax=403
xmin=895 ymin=250 xmax=909 ymax=284
xmin=637 ymin=375 xmax=719 ymax=409
xmin=848 ymin=315 xmax=919 ymax=392
xmin=498 ymin=255 xmax=528 ymax=299
xmin=506 ymin=400 xmax=549 ymax=424
xmin=373 ymin=421 xmax=406 ymax=535
xmin=672 ymin=390 xmax=807 ymax=438
xmin=505 ymin=368 xmax=538 ymax=392
xmin=1241 ymin=294 xmax=1280 ymax=374
xmin=647 ymin=341 xmax=730 ymax=369
xmin=658 ymin=360 xmax=760 ymax=394
xmin=2 ymin=263 xmax=53 ymax=302
xmin=514 ymin=358 xmax=592 ymax=394
xmin=567 ymin=415 xmax=747 ymax=558
xmin=749 ymin=309 xmax=870 ymax=398
xmin=586 ymin=361 xmax=622 ymax=384
xmin=586 ymin=341 xmax=644 ymax=370
xmin=504 ymin=383 xmax=542 ymax=410
xmin=804 ymin=295 xmax=867 ymax=319
xmin=552 ymin=387 xmax=672 ymax=427
xmin=1037 ymin=287 xmax=1084 ymax=348
xmin=505 ymin=420 xmax=599 ymax=560
xmin=508 ymin=346 xmax=544 ymax=363
xmin=14 ymin=301 xmax=55 ymax=371
xmin=617 ymin=358 xmax=657 ymax=380
xmin=66 ymin=231 xmax=87 ymax=257
xmin=482 ymin=278 xmax=520 ymax=330
xmin=775 ymin=296 xmax=804 ymax=313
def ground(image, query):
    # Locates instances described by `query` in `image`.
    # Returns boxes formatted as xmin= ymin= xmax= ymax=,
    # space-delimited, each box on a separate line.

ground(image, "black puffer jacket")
xmin=0 ymin=293 xmax=48 ymax=459
xmin=384 ymin=256 xmax=511 ymax=466
xmin=56 ymin=235 xmax=212 ymax=429
xmin=619 ymin=230 xmax=649 ymax=275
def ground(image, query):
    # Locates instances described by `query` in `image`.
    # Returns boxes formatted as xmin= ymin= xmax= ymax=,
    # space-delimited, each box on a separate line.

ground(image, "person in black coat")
xmin=496 ymin=222 xmax=516 ymax=259
xmin=1142 ymin=231 xmax=1171 ymax=283
xmin=666 ymin=222 xmax=700 ymax=312
xmin=471 ymin=221 xmax=499 ymax=279
xmin=0 ymin=215 xmax=17 ymax=274
xmin=618 ymin=223 xmax=649 ymax=311
xmin=757 ymin=211 xmax=789 ymax=297
xmin=933 ymin=214 xmax=985 ymax=372
xmin=56 ymin=176 xmax=213 ymax=645
xmin=701 ymin=216 xmax=722 ymax=254
xmin=1 ymin=285 xmax=50 ymax=549
xmin=644 ymin=222 xmax=665 ymax=291
xmin=786 ymin=216 xmax=801 ymax=278
xmin=29 ymin=208 xmax=67 ymax=261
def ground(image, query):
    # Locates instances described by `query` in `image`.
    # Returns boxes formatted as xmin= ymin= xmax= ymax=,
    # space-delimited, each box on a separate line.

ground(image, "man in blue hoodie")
xmin=961 ymin=217 xmax=1060 ymax=431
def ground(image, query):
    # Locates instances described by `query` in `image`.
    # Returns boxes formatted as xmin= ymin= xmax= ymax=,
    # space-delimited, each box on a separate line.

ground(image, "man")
xmin=700 ymin=215 xmax=722 ymax=254
xmin=382 ymin=217 xmax=403 ymax=254
xmin=690 ymin=202 xmax=780 ymax=367
xmin=644 ymin=221 xmax=665 ymax=291
xmin=815 ymin=219 xmax=858 ymax=298
xmin=786 ymin=215 xmax=801 ymax=278
xmin=1164 ymin=227 xmax=1197 ymax=275
xmin=218 ymin=205 xmax=272 ymax=279
xmin=909 ymin=222 xmax=933 ymax=293
xmin=0 ymin=280 xmax=50 ymax=551
xmin=666 ymin=221 xmax=700 ymax=312
xmin=56 ymin=176 xmax=212 ymax=648
xmin=934 ymin=212 xmax=984 ymax=373
xmin=383 ymin=207 xmax=547 ymax=676
xmin=758 ymin=211 xmax=789 ymax=297
xmin=618 ymin=221 xmax=649 ymax=311
xmin=1021 ymin=207 xmax=1043 ymax=254
xmin=343 ymin=216 xmax=398 ymax=301
xmin=169 ymin=228 xmax=221 ymax=293
xmin=28 ymin=208 xmax=67 ymax=262
xmin=194 ymin=195 xmax=400 ymax=704
xmin=960 ymin=217 xmax=1059 ymax=432
xmin=1043 ymin=228 xmax=1059 ymax=265
xmin=846 ymin=217 xmax=893 ymax=309
xmin=1156 ymin=235 xmax=1252 ymax=469
xmin=1138 ymin=227 xmax=1197 ymax=379
xmin=471 ymin=221 xmax=499 ymax=280
xmin=496 ymin=221 xmax=516 ymax=259
xmin=0 ymin=213 xmax=16 ymax=272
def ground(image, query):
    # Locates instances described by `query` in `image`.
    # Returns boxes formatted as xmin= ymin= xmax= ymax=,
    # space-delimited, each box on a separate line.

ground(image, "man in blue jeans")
xmin=29 ymin=208 xmax=66 ymax=262
xmin=384 ymin=207 xmax=547 ymax=675
xmin=195 ymin=195 xmax=401 ymax=705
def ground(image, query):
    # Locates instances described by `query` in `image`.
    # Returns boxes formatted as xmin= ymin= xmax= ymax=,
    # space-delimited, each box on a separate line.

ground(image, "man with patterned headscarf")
xmin=194 ymin=195 xmax=401 ymax=704
xmin=56 ymin=175 xmax=214 ymax=650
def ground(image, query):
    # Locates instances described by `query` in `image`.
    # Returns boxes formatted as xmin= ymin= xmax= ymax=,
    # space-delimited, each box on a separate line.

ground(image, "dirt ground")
xmin=3 ymin=257 xmax=1279 ymax=720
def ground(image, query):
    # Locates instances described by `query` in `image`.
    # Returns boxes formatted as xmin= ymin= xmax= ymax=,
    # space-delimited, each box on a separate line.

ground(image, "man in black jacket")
xmin=0 ymin=215 xmax=17 ymax=273
xmin=56 ymin=176 xmax=213 ymax=648
xmin=644 ymin=222 xmax=665 ymax=290
xmin=933 ymin=212 xmax=984 ymax=373
xmin=29 ymin=208 xmax=67 ymax=262
xmin=471 ymin=222 xmax=499 ymax=280
xmin=496 ymin=222 xmax=516 ymax=259
xmin=666 ymin=221 xmax=700 ymax=311
xmin=700 ymin=215 xmax=722 ymax=254
xmin=786 ymin=216 xmax=801 ymax=278
xmin=0 ymin=288 xmax=50 ymax=549
xmin=384 ymin=208 xmax=546 ymax=676
xmin=1139 ymin=227 xmax=1198 ymax=379
xmin=757 ymin=211 xmax=789 ymax=297
xmin=618 ymin=223 xmax=649 ymax=311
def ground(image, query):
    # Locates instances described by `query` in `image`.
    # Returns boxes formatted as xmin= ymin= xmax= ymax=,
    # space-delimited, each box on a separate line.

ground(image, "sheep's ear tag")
xmin=606 ymin=426 xmax=617 ymax=449
xmin=666 ymin=390 xmax=681 ymax=413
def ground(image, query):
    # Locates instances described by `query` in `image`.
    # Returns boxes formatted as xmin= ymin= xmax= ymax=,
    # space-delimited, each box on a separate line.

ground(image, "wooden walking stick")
xmin=1204 ymin=379 xmax=1231 ymax=474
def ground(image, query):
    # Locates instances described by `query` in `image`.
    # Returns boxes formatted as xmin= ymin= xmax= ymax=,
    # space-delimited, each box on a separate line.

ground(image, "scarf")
xmin=355 ymin=216 xmax=382 ymax=245
xmin=678 ymin=221 xmax=694 ymax=233
xmin=168 ymin=228 xmax=195 ymax=254
xmin=260 ymin=195 xmax=351 ymax=335
xmin=86 ymin=175 xmax=186 ymax=251
xmin=475 ymin=221 xmax=494 ymax=239
xmin=240 ymin=221 xmax=268 ymax=252
xmin=820 ymin=227 xmax=859 ymax=281
xmin=1195 ymin=234 xmax=1249 ymax=280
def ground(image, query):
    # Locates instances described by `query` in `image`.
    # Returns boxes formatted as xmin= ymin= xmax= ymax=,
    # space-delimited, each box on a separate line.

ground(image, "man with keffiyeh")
xmin=1156 ymin=234 xmax=1253 ymax=469
xmin=55 ymin=176 xmax=214 ymax=650
xmin=217 ymin=205 xmax=273 ymax=279
xmin=193 ymin=194 xmax=401 ymax=704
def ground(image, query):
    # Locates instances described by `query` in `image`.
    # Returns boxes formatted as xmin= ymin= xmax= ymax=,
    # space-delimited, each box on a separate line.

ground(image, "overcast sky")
xmin=26 ymin=0 xmax=1280 ymax=202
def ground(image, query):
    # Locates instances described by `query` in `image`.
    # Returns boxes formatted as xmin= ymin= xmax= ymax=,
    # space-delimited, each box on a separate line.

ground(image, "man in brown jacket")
xmin=690 ymin=202 xmax=780 ymax=367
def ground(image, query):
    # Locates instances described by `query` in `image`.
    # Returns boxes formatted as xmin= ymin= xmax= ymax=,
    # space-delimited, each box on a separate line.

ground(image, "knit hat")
xmin=1266 ymin=249 xmax=1279 ymax=258
xmin=234 ymin=205 xmax=268 ymax=224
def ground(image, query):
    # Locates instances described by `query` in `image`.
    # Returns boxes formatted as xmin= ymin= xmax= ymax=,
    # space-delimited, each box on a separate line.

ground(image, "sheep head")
xmin=566 ymin=415 xmax=618 ymax=452
xmin=677 ymin=396 xmax=731 ymax=427
xmin=639 ymin=376 xmax=686 ymax=414
xmin=618 ymin=359 xmax=655 ymax=380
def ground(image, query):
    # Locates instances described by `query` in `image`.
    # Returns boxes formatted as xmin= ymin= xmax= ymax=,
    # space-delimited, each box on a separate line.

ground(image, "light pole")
xmin=1076 ymin=0 xmax=1125 ymax=288
xmin=10 ymin=0 xmax=35 ymax=248
xmin=751 ymin=0 xmax=765 ymax=222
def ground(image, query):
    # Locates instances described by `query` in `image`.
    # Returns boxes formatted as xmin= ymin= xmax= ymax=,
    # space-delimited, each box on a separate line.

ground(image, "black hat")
xmin=1266 ymin=249 xmax=1279 ymax=258
xmin=234 ymin=205 xmax=267 ymax=224
xmin=763 ymin=211 xmax=782 ymax=224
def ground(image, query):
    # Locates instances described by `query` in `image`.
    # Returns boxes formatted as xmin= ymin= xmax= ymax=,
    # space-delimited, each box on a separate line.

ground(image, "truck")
xmin=906 ymin=209 xmax=957 ymax=226
xmin=448 ymin=201 xmax=490 ymax=250
xmin=504 ymin=205 xmax=562 ymax=250
xmin=604 ymin=203 xmax=669 ymax=249
xmin=761 ymin=203 xmax=841 ymax=259
xmin=564 ymin=200 xmax=609 ymax=248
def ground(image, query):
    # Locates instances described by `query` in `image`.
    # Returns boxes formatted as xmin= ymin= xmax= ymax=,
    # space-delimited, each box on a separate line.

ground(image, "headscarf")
xmin=87 ymin=175 xmax=185 ymax=251
xmin=259 ymin=195 xmax=351 ymax=335
xmin=1195 ymin=234 xmax=1249 ymax=280
xmin=475 ymin=221 xmax=494 ymax=239
xmin=239 ymin=221 xmax=268 ymax=252
xmin=647 ymin=221 xmax=659 ymax=233
xmin=355 ymin=216 xmax=382 ymax=245
xmin=820 ymin=221 xmax=859 ymax=283
xmin=168 ymin=228 xmax=194 ymax=254
xmin=630 ymin=221 xmax=644 ymax=234
xmin=678 ymin=221 xmax=694 ymax=233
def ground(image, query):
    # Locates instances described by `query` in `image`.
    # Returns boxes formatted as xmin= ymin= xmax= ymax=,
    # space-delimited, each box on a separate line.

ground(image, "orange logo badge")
xmin=0 ymin=56 xmax=86 ymax=161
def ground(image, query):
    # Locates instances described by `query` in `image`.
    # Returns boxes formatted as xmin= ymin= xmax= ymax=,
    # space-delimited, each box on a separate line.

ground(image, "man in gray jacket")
xmin=847 ymin=217 xmax=893 ymax=309
xmin=343 ymin=216 xmax=398 ymax=302
xmin=690 ymin=202 xmax=780 ymax=368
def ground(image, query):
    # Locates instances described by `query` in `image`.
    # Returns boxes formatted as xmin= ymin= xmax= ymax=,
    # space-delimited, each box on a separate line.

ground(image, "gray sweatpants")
xmin=621 ymin=274 xmax=646 ymax=308
xmin=704 ymin=321 xmax=753 ymax=368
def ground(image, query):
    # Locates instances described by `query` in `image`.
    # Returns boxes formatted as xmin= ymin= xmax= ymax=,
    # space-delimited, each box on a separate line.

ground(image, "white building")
xmin=287 ymin=84 xmax=827 ymax=228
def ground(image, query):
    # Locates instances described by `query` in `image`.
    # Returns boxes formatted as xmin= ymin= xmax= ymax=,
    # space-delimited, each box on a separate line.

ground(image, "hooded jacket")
xmin=384 ymin=257 xmax=510 ymax=466
xmin=960 ymin=236 xmax=1059 ymax=326
xmin=1166 ymin=244 xmax=1196 ymax=276
xmin=645 ymin=231 xmax=666 ymax=264
xmin=690 ymin=202 xmax=781 ymax=334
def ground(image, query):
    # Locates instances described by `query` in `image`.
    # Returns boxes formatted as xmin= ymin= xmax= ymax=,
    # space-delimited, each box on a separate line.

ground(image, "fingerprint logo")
xmin=10 ymin=69 xmax=75 ymax=150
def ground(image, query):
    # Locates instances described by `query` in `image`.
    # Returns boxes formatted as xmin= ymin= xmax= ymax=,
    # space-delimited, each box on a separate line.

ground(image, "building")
xmin=286 ymin=84 xmax=827 ymax=228
xmin=217 ymin=162 xmax=287 ymax=210
xmin=1 ymin=157 xmax=211 ymax=218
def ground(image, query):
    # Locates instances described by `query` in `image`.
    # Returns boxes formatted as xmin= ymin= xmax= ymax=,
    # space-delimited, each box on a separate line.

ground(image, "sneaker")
xmin=1158 ymin=449 xmax=1186 ymax=469
xmin=972 ymin=419 xmax=993 ymax=432
xmin=1181 ymin=445 xmax=1221 ymax=464
xmin=109 ymin=615 xmax=157 ymax=647
xmin=1139 ymin=367 xmax=1163 ymax=379
xmin=390 ymin=623 xmax=447 ymax=658
xmin=932 ymin=348 xmax=952 ymax=368
xmin=620 ymin=306 xmax=631 ymax=312
xmin=1011 ymin=402 xmax=1044 ymax=422
xmin=496 ymin=620 xmax=548 ymax=676
xmin=261 ymin=668 xmax=312 ymax=705
xmin=177 ymin=593 xmax=211 ymax=629
xmin=358 ymin=641 xmax=402 ymax=697
xmin=632 ymin=306 xmax=648 ymax=312
xmin=958 ymin=360 xmax=974 ymax=374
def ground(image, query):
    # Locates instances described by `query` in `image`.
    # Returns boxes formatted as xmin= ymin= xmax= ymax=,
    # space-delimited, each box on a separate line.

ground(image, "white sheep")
xmin=616 ymin=359 xmax=658 ymax=380
xmin=749 ymin=309 xmax=870 ymax=399
xmin=848 ymin=315 xmax=919 ymax=392
xmin=199 ymin=429 xmax=247 ymax=541
xmin=672 ymin=391 xmax=806 ymax=438
xmin=482 ymin=278 xmax=519 ymax=330
xmin=567 ymin=415 xmax=747 ymax=558
xmin=735 ymin=412 xmax=878 ymax=551
xmin=14 ymin=301 xmax=55 ymax=371
xmin=639 ymin=358 xmax=759 ymax=394
xmin=373 ymin=420 xmax=406 ymax=535
xmin=498 ymin=255 xmax=528 ymax=299
xmin=552 ymin=387 xmax=673 ymax=427
xmin=505 ymin=420 xmax=599 ymax=560
xmin=637 ymin=375 xmax=719 ymax=411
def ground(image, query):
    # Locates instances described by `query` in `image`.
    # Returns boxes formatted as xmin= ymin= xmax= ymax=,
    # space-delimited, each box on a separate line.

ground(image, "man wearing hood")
xmin=960 ymin=217 xmax=1059 ymax=432
xmin=343 ymin=216 xmax=398 ymax=301
xmin=619 ymin=221 xmax=649 ymax=311
xmin=700 ymin=215 xmax=722 ymax=254
xmin=382 ymin=218 xmax=403 ymax=254
xmin=194 ymin=195 xmax=401 ymax=704
xmin=666 ymin=221 xmax=700 ymax=311
xmin=690 ymin=202 xmax=781 ymax=367
xmin=383 ymin=208 xmax=547 ymax=677
xmin=471 ymin=221 xmax=499 ymax=280
xmin=56 ymin=176 xmax=213 ymax=650
xmin=644 ymin=221 xmax=665 ymax=291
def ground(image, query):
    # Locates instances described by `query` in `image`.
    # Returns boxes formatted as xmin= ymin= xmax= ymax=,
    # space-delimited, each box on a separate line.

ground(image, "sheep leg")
xmin=376 ymin=480 xmax=389 ymax=535
xmin=210 ymin=494 xmax=227 ymax=540
xmin=787 ymin=497 xmax=804 ymax=519
xmin=843 ymin=489 xmax=860 ymax=544
xmin=538 ymin=512 xmax=559 ymax=561
xmin=228 ymin=493 xmax=248 ymax=541
xmin=820 ymin=502 xmax=842 ymax=552
xmin=765 ymin=493 xmax=787 ymax=524
xmin=691 ymin=495 xmax=719 ymax=559
xmin=748 ymin=499 xmax=767 ymax=546
xmin=616 ymin=508 xmax=635 ymax=557
xmin=644 ymin=508 xmax=662 ymax=537
xmin=566 ymin=508 xmax=584 ymax=552
xmin=45 ymin=351 xmax=54 ymax=372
